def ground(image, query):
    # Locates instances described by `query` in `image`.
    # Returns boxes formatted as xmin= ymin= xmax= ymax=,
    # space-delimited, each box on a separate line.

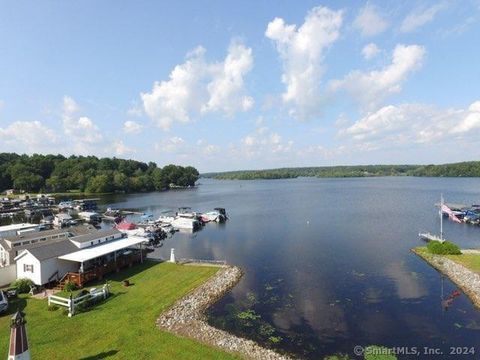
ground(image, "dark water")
xmin=97 ymin=177 xmax=480 ymax=359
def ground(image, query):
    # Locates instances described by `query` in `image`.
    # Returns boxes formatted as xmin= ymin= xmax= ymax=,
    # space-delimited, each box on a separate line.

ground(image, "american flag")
xmin=441 ymin=204 xmax=463 ymax=224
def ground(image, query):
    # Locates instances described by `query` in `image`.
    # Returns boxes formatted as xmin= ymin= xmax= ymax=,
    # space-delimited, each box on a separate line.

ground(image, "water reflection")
xmin=94 ymin=177 xmax=480 ymax=358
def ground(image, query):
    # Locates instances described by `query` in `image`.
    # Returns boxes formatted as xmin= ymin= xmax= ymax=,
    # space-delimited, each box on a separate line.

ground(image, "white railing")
xmin=48 ymin=284 xmax=110 ymax=317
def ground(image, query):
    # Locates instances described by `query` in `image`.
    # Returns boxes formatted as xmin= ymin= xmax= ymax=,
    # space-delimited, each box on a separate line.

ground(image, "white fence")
xmin=48 ymin=284 xmax=110 ymax=317
xmin=0 ymin=265 xmax=16 ymax=287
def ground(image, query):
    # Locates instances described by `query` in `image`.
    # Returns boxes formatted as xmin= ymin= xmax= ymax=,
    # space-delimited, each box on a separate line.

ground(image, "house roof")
xmin=58 ymin=235 xmax=147 ymax=263
xmin=3 ymin=228 xmax=71 ymax=243
xmin=70 ymin=228 xmax=121 ymax=244
xmin=16 ymin=240 xmax=78 ymax=261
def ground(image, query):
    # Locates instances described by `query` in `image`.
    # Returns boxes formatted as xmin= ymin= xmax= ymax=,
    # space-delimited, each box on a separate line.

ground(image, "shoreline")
xmin=412 ymin=248 xmax=480 ymax=308
xmin=156 ymin=264 xmax=293 ymax=360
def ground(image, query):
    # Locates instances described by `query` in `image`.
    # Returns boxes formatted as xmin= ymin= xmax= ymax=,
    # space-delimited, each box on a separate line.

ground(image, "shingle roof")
xmin=70 ymin=228 xmax=121 ymax=244
xmin=24 ymin=240 xmax=79 ymax=261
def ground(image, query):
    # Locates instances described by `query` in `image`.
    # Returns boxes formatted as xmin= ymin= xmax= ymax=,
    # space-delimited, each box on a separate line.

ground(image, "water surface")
xmin=97 ymin=177 xmax=480 ymax=359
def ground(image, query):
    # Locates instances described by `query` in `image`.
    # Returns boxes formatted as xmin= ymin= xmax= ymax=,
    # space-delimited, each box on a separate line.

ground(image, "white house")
xmin=14 ymin=228 xmax=147 ymax=286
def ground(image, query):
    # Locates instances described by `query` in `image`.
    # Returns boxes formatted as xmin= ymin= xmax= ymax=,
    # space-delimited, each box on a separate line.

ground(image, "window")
xmin=12 ymin=243 xmax=21 ymax=247
xmin=23 ymin=264 xmax=34 ymax=272
xmin=91 ymin=241 xmax=94 ymax=246
xmin=31 ymin=240 xmax=38 ymax=244
xmin=98 ymin=240 xmax=101 ymax=243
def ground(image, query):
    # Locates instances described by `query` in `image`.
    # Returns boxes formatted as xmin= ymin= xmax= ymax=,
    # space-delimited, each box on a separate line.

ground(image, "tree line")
xmin=0 ymin=153 xmax=199 ymax=193
xmin=203 ymin=162 xmax=480 ymax=180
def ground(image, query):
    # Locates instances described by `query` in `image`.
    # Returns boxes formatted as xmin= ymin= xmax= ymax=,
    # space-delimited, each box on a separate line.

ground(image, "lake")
xmin=97 ymin=177 xmax=480 ymax=359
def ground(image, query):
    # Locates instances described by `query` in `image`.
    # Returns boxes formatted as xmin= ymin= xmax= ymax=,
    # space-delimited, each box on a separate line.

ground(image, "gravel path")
xmin=156 ymin=265 xmax=294 ymax=360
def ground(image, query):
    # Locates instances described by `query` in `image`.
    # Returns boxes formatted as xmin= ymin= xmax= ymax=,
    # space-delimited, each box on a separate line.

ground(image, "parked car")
xmin=0 ymin=290 xmax=8 ymax=314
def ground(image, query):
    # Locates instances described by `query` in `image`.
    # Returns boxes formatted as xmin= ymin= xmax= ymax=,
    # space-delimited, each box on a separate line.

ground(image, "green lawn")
xmin=445 ymin=253 xmax=480 ymax=273
xmin=413 ymin=246 xmax=480 ymax=274
xmin=0 ymin=261 xmax=241 ymax=360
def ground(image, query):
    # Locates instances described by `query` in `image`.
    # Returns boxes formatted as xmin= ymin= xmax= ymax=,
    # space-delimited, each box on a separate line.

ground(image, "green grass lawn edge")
xmin=0 ymin=260 xmax=241 ymax=360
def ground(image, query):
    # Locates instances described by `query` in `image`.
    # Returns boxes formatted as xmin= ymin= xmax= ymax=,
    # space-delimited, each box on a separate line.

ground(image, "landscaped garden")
xmin=0 ymin=260 xmax=240 ymax=359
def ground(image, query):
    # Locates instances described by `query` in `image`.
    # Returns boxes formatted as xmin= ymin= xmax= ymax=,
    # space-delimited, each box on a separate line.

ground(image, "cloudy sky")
xmin=0 ymin=1 xmax=479 ymax=172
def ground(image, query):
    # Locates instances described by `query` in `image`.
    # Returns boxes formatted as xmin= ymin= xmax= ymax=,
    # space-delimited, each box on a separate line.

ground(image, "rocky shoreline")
xmin=413 ymin=249 xmax=480 ymax=308
xmin=156 ymin=264 xmax=293 ymax=360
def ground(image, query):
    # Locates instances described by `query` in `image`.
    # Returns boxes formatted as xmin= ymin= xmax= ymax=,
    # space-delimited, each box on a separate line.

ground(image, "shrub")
xmin=427 ymin=241 xmax=461 ymax=255
xmin=47 ymin=305 xmax=59 ymax=311
xmin=63 ymin=281 xmax=77 ymax=292
xmin=364 ymin=346 xmax=398 ymax=360
xmin=11 ymin=278 xmax=34 ymax=294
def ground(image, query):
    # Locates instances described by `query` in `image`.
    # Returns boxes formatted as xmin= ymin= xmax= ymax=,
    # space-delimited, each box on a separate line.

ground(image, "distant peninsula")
xmin=0 ymin=153 xmax=199 ymax=193
xmin=203 ymin=162 xmax=480 ymax=180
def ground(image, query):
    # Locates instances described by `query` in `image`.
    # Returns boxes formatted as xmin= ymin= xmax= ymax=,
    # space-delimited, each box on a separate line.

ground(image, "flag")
xmin=441 ymin=204 xmax=463 ymax=223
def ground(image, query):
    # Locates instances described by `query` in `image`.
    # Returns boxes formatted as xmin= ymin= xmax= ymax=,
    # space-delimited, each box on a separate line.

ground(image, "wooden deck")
xmin=60 ymin=251 xmax=146 ymax=288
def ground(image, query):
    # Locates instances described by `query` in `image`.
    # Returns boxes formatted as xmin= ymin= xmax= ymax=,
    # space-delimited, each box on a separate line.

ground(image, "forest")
xmin=0 ymin=153 xmax=199 ymax=193
xmin=203 ymin=162 xmax=480 ymax=180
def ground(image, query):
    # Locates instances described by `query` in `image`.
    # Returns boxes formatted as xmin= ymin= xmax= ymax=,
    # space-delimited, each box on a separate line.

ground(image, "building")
xmin=14 ymin=228 xmax=147 ymax=287
xmin=0 ymin=225 xmax=97 ymax=267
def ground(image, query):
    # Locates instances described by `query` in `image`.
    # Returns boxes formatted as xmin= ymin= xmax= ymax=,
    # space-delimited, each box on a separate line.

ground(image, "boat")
xmin=157 ymin=210 xmax=176 ymax=224
xmin=176 ymin=207 xmax=198 ymax=219
xmin=171 ymin=217 xmax=200 ymax=231
xmin=78 ymin=211 xmax=102 ymax=223
xmin=419 ymin=195 xmax=446 ymax=243
xmin=201 ymin=210 xmax=226 ymax=223
xmin=103 ymin=208 xmax=122 ymax=221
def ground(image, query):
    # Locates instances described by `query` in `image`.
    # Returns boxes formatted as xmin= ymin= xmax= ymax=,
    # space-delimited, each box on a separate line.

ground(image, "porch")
xmin=58 ymin=235 xmax=148 ymax=288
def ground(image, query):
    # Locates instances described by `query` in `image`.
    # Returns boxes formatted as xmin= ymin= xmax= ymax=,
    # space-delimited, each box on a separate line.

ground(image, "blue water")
xmin=98 ymin=177 xmax=480 ymax=359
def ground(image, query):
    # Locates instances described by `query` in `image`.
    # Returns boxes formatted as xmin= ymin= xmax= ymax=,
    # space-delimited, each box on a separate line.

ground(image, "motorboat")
xmin=157 ymin=210 xmax=176 ymax=224
xmin=201 ymin=210 xmax=226 ymax=223
xmin=177 ymin=207 xmax=198 ymax=219
xmin=171 ymin=217 xmax=200 ymax=230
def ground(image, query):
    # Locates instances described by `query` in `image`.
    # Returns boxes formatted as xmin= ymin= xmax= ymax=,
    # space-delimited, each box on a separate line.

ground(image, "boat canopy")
xmin=116 ymin=221 xmax=137 ymax=230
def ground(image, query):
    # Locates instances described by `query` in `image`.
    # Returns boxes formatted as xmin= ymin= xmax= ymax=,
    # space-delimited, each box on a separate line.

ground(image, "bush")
xmin=11 ymin=278 xmax=34 ymax=294
xmin=364 ymin=346 xmax=398 ymax=360
xmin=63 ymin=281 xmax=77 ymax=292
xmin=427 ymin=241 xmax=462 ymax=255
xmin=47 ymin=305 xmax=59 ymax=311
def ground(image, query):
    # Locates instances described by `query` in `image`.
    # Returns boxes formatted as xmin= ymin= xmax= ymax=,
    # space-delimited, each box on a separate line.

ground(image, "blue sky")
xmin=0 ymin=1 xmax=479 ymax=172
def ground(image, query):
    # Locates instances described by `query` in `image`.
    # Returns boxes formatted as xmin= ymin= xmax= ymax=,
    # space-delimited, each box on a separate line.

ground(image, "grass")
xmin=413 ymin=246 xmax=480 ymax=274
xmin=0 ymin=260 xmax=241 ymax=360
xmin=444 ymin=254 xmax=480 ymax=273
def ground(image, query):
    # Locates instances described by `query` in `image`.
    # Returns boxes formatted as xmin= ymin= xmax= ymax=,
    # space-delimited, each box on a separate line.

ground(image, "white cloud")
xmin=202 ymin=41 xmax=254 ymax=115
xmin=62 ymin=96 xmax=103 ymax=149
xmin=340 ymin=100 xmax=480 ymax=147
xmin=353 ymin=3 xmax=389 ymax=37
xmin=265 ymin=6 xmax=343 ymax=119
xmin=123 ymin=120 xmax=143 ymax=134
xmin=362 ymin=43 xmax=380 ymax=60
xmin=400 ymin=2 xmax=447 ymax=33
xmin=330 ymin=44 xmax=426 ymax=110
xmin=0 ymin=121 xmax=58 ymax=153
xmin=239 ymin=126 xmax=293 ymax=157
xmin=113 ymin=140 xmax=136 ymax=156
xmin=141 ymin=42 xmax=254 ymax=130
xmin=453 ymin=101 xmax=480 ymax=133
xmin=155 ymin=136 xmax=187 ymax=153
